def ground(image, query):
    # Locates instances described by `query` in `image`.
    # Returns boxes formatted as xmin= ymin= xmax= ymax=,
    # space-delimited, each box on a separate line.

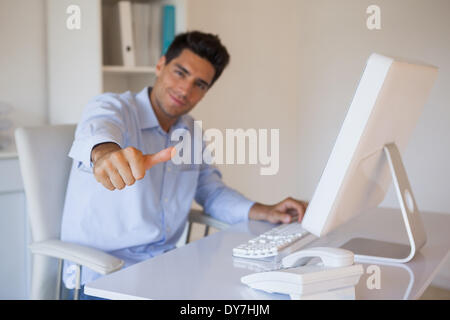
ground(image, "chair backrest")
xmin=15 ymin=124 xmax=76 ymax=243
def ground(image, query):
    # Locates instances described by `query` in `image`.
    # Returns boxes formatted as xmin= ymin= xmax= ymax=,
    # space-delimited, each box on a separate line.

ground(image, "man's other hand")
xmin=91 ymin=143 xmax=175 ymax=191
xmin=248 ymin=197 xmax=308 ymax=224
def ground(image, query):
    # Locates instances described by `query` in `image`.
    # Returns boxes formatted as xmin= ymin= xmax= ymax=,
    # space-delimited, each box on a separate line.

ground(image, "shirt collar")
xmin=135 ymin=87 xmax=190 ymax=131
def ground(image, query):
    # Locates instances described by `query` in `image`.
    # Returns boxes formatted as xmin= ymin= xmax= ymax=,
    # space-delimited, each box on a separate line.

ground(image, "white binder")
xmin=118 ymin=1 xmax=135 ymax=66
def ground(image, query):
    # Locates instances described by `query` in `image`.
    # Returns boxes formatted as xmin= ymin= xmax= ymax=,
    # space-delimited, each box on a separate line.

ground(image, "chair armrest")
xmin=29 ymin=239 xmax=124 ymax=275
xmin=188 ymin=209 xmax=230 ymax=230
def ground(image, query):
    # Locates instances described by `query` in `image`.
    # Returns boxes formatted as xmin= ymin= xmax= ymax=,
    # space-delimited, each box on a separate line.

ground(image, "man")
xmin=61 ymin=31 xmax=307 ymax=294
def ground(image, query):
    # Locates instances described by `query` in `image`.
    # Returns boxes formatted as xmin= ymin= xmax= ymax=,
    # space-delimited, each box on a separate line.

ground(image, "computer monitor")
xmin=301 ymin=53 xmax=438 ymax=263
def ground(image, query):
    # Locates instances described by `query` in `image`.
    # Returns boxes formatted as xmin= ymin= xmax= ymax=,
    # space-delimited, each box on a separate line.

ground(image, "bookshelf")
xmin=102 ymin=65 xmax=157 ymax=74
xmin=47 ymin=0 xmax=186 ymax=124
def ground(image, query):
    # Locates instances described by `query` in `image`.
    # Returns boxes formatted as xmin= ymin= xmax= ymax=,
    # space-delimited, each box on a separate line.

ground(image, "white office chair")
xmin=186 ymin=209 xmax=230 ymax=243
xmin=15 ymin=124 xmax=124 ymax=300
xmin=15 ymin=124 xmax=229 ymax=299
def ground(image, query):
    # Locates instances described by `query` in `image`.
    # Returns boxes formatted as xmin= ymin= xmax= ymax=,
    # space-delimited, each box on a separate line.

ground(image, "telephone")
xmin=281 ymin=246 xmax=355 ymax=268
xmin=241 ymin=247 xmax=364 ymax=299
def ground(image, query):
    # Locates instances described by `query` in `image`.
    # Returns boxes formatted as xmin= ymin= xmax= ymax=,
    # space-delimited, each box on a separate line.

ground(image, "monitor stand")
xmin=341 ymin=143 xmax=427 ymax=264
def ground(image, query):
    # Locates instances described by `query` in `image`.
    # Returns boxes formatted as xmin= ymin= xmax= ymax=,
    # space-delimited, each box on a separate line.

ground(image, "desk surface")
xmin=85 ymin=207 xmax=450 ymax=300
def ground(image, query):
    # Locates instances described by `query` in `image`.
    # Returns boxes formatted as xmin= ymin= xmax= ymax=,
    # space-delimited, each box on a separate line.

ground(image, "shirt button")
xmin=167 ymin=167 xmax=171 ymax=172
xmin=164 ymin=198 xmax=168 ymax=203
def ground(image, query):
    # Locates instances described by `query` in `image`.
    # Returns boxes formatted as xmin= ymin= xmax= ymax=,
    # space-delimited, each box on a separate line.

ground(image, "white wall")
xmin=0 ymin=0 xmax=47 ymax=299
xmin=0 ymin=0 xmax=48 ymax=129
xmin=293 ymin=0 xmax=450 ymax=214
xmin=188 ymin=0 xmax=304 ymax=206
xmin=188 ymin=0 xmax=450 ymax=286
xmin=47 ymin=0 xmax=102 ymax=125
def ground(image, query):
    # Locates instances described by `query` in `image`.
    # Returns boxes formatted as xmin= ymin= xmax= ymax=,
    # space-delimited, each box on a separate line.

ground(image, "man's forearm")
xmin=248 ymin=202 xmax=271 ymax=221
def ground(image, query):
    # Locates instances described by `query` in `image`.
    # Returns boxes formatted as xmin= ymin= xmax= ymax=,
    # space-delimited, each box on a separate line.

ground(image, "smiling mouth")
xmin=169 ymin=93 xmax=186 ymax=107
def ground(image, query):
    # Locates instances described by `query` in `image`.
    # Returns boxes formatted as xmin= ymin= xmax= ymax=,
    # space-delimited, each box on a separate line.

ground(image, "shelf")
xmin=102 ymin=65 xmax=157 ymax=74
xmin=0 ymin=143 xmax=18 ymax=159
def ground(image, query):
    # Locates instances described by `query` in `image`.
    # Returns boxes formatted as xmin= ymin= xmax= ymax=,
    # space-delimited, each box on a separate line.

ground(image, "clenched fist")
xmin=91 ymin=142 xmax=175 ymax=191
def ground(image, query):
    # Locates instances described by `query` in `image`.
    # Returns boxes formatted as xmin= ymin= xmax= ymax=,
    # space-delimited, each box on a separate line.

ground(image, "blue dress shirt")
xmin=60 ymin=87 xmax=254 ymax=288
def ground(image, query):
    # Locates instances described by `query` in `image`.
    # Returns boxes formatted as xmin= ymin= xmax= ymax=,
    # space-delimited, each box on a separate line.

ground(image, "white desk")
xmin=85 ymin=207 xmax=450 ymax=300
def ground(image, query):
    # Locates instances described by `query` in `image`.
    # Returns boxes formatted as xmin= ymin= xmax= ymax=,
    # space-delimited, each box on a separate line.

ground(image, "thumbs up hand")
xmin=92 ymin=142 xmax=175 ymax=191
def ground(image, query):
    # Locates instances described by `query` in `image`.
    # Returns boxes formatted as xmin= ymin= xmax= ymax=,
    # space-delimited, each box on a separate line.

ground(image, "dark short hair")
xmin=164 ymin=31 xmax=230 ymax=86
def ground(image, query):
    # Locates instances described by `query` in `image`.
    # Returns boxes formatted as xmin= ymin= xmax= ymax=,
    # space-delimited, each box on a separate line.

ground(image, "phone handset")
xmin=281 ymin=247 xmax=355 ymax=268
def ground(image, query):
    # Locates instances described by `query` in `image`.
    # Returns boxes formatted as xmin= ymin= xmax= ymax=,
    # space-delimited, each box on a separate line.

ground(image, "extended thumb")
xmin=144 ymin=146 xmax=175 ymax=170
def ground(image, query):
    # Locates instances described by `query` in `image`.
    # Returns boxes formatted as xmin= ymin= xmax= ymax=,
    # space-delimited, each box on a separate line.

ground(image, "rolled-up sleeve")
xmin=194 ymin=163 xmax=254 ymax=225
xmin=68 ymin=95 xmax=127 ymax=173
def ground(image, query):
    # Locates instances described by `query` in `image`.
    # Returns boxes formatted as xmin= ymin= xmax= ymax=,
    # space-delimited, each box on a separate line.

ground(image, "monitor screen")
xmin=302 ymin=53 xmax=438 ymax=238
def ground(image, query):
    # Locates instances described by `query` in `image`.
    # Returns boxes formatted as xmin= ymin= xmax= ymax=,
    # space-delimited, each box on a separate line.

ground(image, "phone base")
xmin=290 ymin=286 xmax=356 ymax=300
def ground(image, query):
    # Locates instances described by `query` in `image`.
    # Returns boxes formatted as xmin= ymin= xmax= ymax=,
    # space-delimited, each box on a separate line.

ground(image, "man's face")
xmin=152 ymin=49 xmax=216 ymax=119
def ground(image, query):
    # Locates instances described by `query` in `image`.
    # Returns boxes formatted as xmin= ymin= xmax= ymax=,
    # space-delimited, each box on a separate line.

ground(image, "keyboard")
xmin=232 ymin=222 xmax=317 ymax=259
